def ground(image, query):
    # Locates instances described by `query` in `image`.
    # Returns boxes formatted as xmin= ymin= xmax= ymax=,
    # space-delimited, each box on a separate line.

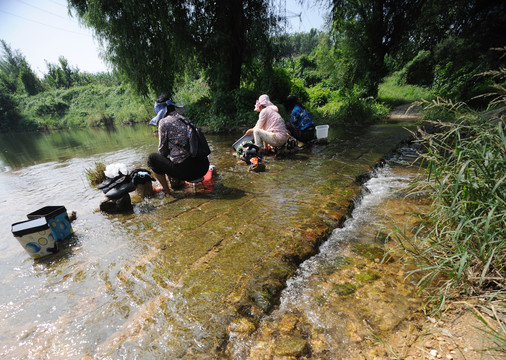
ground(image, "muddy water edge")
xmin=0 ymin=120 xmax=424 ymax=359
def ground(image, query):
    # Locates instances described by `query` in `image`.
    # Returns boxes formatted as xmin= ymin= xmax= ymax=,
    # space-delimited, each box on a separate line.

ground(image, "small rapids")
xmin=281 ymin=166 xmax=414 ymax=305
xmin=227 ymin=154 xmax=422 ymax=359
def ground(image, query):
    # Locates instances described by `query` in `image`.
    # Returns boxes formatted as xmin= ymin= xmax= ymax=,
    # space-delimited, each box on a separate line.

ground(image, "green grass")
xmin=85 ymin=161 xmax=106 ymax=185
xmin=396 ymin=105 xmax=506 ymax=316
xmin=378 ymin=72 xmax=434 ymax=107
xmin=16 ymin=84 xmax=151 ymax=130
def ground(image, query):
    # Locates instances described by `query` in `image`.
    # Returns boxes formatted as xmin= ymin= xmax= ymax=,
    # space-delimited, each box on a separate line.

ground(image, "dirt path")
xmin=387 ymin=103 xmax=423 ymax=122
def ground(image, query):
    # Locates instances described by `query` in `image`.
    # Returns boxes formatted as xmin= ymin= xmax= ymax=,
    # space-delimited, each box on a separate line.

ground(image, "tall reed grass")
xmin=413 ymin=113 xmax=505 ymax=296
xmin=390 ymin=59 xmax=506 ymax=352
xmin=394 ymin=95 xmax=505 ymax=351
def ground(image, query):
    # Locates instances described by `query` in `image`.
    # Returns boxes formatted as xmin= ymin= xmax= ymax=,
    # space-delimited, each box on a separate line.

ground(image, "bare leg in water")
xmin=153 ymin=172 xmax=171 ymax=194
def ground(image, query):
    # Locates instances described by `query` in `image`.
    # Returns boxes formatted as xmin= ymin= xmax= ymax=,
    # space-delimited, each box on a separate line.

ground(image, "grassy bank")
xmin=8 ymin=70 xmax=435 ymax=133
xmin=391 ymin=100 xmax=506 ymax=351
xmin=378 ymin=72 xmax=434 ymax=107
xmin=15 ymin=84 xmax=151 ymax=131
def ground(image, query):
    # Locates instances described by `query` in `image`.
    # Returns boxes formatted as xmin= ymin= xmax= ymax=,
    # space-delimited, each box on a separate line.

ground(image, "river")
xmin=0 ymin=120 xmax=420 ymax=359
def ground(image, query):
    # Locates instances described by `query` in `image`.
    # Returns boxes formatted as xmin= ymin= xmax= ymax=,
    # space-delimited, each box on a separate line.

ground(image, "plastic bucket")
xmin=11 ymin=217 xmax=59 ymax=258
xmin=315 ymin=125 xmax=329 ymax=140
xmin=27 ymin=206 xmax=73 ymax=241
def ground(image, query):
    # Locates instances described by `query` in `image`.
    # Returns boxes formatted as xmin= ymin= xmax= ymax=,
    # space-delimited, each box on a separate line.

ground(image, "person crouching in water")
xmin=285 ymin=95 xmax=315 ymax=144
xmin=147 ymin=94 xmax=209 ymax=195
xmin=245 ymin=94 xmax=288 ymax=155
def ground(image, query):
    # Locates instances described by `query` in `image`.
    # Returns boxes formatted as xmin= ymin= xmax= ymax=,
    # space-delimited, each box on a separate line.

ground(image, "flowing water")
xmin=0 ymin=121 xmax=419 ymax=359
xmin=227 ymin=146 xmax=425 ymax=359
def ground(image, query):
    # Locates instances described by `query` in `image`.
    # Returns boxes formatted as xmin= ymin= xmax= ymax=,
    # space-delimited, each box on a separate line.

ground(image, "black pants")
xmin=148 ymin=153 xmax=209 ymax=181
xmin=286 ymin=123 xmax=315 ymax=143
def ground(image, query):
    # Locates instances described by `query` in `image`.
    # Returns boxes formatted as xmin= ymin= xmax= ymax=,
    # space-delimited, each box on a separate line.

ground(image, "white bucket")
xmin=315 ymin=125 xmax=329 ymax=139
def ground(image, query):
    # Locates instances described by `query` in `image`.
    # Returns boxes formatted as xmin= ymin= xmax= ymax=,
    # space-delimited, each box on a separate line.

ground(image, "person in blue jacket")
xmin=285 ymin=95 xmax=315 ymax=143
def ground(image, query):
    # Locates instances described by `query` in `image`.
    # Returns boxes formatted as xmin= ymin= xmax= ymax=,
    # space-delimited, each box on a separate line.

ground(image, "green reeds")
xmin=85 ymin=161 xmax=106 ymax=185
xmin=406 ymin=113 xmax=506 ymax=305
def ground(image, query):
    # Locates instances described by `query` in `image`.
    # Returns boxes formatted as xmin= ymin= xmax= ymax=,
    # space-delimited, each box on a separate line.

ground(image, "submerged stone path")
xmin=87 ymin=124 xmax=416 ymax=359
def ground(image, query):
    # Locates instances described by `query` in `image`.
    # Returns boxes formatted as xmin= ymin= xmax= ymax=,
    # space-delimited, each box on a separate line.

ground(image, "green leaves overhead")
xmin=68 ymin=0 xmax=274 ymax=96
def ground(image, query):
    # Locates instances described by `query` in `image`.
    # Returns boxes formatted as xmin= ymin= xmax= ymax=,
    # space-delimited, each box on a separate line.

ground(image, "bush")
xmin=34 ymin=97 xmax=69 ymax=116
xmin=307 ymin=85 xmax=332 ymax=107
xmin=398 ymin=50 xmax=433 ymax=87
xmin=185 ymin=88 xmax=257 ymax=132
xmin=0 ymin=91 xmax=21 ymax=131
xmin=433 ymin=62 xmax=494 ymax=108
xmin=289 ymin=78 xmax=310 ymax=106
xmin=402 ymin=114 xmax=506 ymax=311
xmin=265 ymin=67 xmax=292 ymax=105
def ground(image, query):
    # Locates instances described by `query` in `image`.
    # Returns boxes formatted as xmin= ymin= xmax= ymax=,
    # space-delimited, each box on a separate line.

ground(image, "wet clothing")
xmin=287 ymin=104 xmax=315 ymax=142
xmin=148 ymin=112 xmax=209 ymax=181
xmin=253 ymin=105 xmax=288 ymax=148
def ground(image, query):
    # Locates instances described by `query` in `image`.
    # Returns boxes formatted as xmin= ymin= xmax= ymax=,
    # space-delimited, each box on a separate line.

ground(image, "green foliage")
xmin=34 ymin=97 xmax=69 ymax=116
xmin=44 ymin=57 xmax=82 ymax=89
xmin=335 ymin=85 xmax=389 ymax=123
xmin=330 ymin=1 xmax=506 ymax=100
xmin=275 ymin=29 xmax=321 ymax=58
xmin=307 ymin=85 xmax=333 ymax=108
xmin=85 ymin=161 xmax=106 ymax=185
xmin=18 ymin=62 xmax=43 ymax=95
xmin=289 ymin=78 xmax=309 ymax=105
xmin=433 ymin=61 xmax=492 ymax=107
xmin=16 ymin=84 xmax=149 ymax=130
xmin=405 ymin=112 xmax=506 ymax=309
xmin=397 ymin=50 xmax=433 ymax=87
xmin=264 ymin=67 xmax=292 ymax=104
xmin=68 ymin=0 xmax=275 ymax=96
xmin=396 ymin=65 xmax=506 ymax=313
xmin=185 ymin=87 xmax=257 ymax=132
xmin=295 ymin=55 xmax=319 ymax=87
xmin=0 ymin=90 xmax=21 ymax=132
xmin=1 ymin=40 xmax=42 ymax=96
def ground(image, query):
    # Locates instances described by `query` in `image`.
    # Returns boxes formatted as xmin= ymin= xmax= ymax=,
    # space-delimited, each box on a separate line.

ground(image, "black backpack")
xmin=177 ymin=114 xmax=211 ymax=158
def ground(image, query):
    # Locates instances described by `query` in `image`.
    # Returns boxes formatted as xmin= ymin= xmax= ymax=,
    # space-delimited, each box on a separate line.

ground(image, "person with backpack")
xmin=244 ymin=94 xmax=288 ymax=155
xmin=285 ymin=95 xmax=315 ymax=144
xmin=147 ymin=94 xmax=210 ymax=195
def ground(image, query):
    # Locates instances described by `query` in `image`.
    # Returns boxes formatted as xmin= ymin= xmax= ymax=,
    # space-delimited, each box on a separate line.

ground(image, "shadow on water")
xmin=0 ymin=121 xmax=419 ymax=359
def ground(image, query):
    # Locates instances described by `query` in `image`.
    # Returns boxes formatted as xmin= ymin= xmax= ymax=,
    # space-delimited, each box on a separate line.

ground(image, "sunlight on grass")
xmin=378 ymin=73 xmax=434 ymax=107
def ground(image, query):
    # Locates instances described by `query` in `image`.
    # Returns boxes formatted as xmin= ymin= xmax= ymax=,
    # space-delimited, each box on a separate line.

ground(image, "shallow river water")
xmin=0 ymin=121 xmax=418 ymax=359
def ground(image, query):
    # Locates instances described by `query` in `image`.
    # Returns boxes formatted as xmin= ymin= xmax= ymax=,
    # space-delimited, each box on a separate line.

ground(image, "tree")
xmin=68 ymin=0 xmax=275 ymax=97
xmin=44 ymin=57 xmax=81 ymax=89
xmin=331 ymin=0 xmax=424 ymax=96
xmin=0 ymin=40 xmax=42 ymax=95
xmin=330 ymin=0 xmax=506 ymax=99
xmin=18 ymin=60 xmax=43 ymax=95
xmin=0 ymin=90 xmax=21 ymax=132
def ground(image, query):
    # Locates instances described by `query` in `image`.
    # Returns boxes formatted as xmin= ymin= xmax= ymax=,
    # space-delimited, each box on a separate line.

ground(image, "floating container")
xmin=11 ymin=206 xmax=73 ymax=258
xmin=315 ymin=125 xmax=329 ymax=140
xmin=26 ymin=206 xmax=73 ymax=241
xmin=11 ymin=217 xmax=59 ymax=258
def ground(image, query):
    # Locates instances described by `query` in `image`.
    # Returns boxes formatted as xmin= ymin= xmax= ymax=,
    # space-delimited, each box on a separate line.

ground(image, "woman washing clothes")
xmin=245 ymin=94 xmax=288 ymax=155
xmin=285 ymin=95 xmax=315 ymax=144
xmin=147 ymin=94 xmax=209 ymax=195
